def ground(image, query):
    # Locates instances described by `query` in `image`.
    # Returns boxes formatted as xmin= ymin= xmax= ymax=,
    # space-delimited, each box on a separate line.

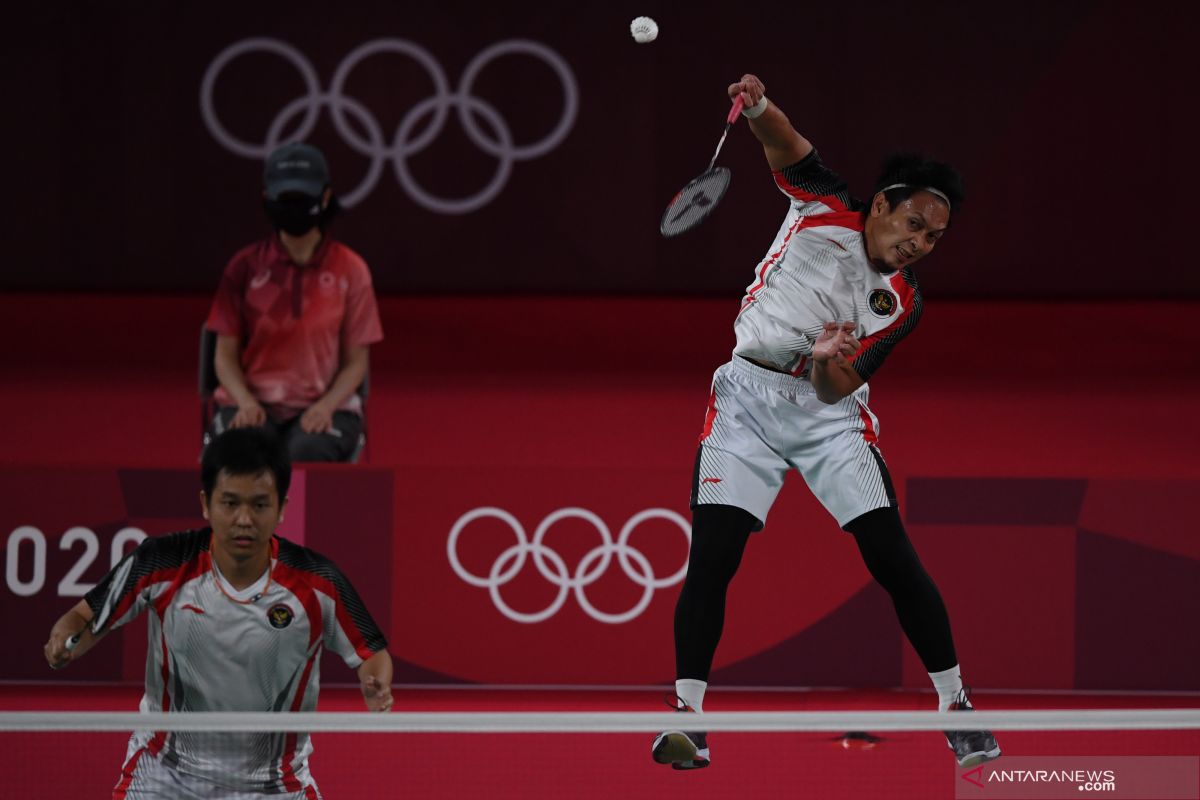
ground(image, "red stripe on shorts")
xmin=698 ymin=387 xmax=718 ymax=442
xmin=112 ymin=746 xmax=148 ymax=799
xmin=858 ymin=404 xmax=878 ymax=444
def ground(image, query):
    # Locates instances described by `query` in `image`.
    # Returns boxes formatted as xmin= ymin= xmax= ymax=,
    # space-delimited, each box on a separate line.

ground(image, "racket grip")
xmin=65 ymin=632 xmax=81 ymax=652
xmin=726 ymin=96 xmax=746 ymax=124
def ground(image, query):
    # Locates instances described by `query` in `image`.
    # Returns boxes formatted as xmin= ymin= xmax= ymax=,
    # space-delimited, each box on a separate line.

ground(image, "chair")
xmin=199 ymin=326 xmax=368 ymax=463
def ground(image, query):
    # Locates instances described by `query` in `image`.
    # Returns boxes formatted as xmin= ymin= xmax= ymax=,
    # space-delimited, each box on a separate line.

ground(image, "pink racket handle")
xmin=726 ymin=95 xmax=746 ymax=124
xmin=705 ymin=96 xmax=748 ymax=173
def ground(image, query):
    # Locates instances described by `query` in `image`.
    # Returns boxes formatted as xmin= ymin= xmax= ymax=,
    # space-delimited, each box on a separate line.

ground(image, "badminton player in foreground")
xmin=652 ymin=73 xmax=1000 ymax=771
xmin=44 ymin=427 xmax=393 ymax=798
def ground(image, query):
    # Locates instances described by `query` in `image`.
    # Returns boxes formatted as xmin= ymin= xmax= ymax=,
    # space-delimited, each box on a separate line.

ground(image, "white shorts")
xmin=691 ymin=357 xmax=895 ymax=529
xmin=113 ymin=742 xmax=321 ymax=799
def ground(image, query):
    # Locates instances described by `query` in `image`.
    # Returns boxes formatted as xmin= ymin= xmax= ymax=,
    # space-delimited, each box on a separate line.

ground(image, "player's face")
xmin=864 ymin=190 xmax=950 ymax=272
xmin=201 ymin=469 xmax=286 ymax=563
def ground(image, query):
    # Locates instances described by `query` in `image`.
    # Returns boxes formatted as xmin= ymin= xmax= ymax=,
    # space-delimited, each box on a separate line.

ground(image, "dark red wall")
xmin=8 ymin=1 xmax=1196 ymax=296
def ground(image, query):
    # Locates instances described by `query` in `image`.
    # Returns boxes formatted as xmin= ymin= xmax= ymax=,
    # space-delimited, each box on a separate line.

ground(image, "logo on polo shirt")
xmin=250 ymin=270 xmax=272 ymax=290
xmin=868 ymin=289 xmax=897 ymax=318
xmin=267 ymin=604 xmax=294 ymax=629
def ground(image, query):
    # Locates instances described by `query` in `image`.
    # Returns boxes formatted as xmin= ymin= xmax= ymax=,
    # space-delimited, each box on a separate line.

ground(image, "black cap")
xmin=263 ymin=142 xmax=330 ymax=200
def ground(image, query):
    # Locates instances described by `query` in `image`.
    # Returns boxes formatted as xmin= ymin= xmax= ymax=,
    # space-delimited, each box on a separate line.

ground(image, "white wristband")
xmin=741 ymin=96 xmax=769 ymax=119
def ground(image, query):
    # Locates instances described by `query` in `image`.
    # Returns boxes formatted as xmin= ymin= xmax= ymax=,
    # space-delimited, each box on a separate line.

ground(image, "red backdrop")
xmin=4 ymin=465 xmax=1197 ymax=690
xmin=3 ymin=294 xmax=1197 ymax=690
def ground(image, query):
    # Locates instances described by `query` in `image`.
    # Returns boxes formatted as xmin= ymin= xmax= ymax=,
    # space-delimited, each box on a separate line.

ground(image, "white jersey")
xmin=732 ymin=150 xmax=922 ymax=380
xmin=85 ymin=529 xmax=387 ymax=795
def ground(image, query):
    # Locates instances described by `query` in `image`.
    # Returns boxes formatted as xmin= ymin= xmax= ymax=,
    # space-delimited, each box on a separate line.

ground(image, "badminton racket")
xmin=659 ymin=96 xmax=745 ymax=237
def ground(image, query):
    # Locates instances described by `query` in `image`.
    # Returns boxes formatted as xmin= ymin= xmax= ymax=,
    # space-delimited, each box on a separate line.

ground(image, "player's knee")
xmin=686 ymin=505 xmax=757 ymax=583
xmin=843 ymin=505 xmax=903 ymax=539
xmin=692 ymin=504 xmax=760 ymax=537
xmin=845 ymin=506 xmax=934 ymax=592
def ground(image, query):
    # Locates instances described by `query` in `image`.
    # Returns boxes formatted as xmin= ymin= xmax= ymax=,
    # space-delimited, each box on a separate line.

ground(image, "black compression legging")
xmin=674 ymin=505 xmax=756 ymax=682
xmin=843 ymin=506 xmax=957 ymax=673
xmin=674 ymin=504 xmax=957 ymax=681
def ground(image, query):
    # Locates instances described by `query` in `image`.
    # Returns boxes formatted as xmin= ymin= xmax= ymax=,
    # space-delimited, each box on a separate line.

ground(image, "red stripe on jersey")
xmin=272 ymin=561 xmax=326 ymax=650
xmin=143 ymin=545 xmax=206 ymax=752
xmin=799 ymin=209 xmax=865 ymax=233
xmin=331 ymin=590 xmax=372 ymax=660
xmin=112 ymin=746 xmax=148 ymax=798
xmin=791 ymin=355 xmax=809 ymax=377
xmin=742 ymin=214 xmax=805 ymax=309
xmin=106 ymin=549 xmax=210 ymax=629
xmin=889 ymin=270 xmax=916 ymax=307
xmin=772 ymin=171 xmax=850 ymax=213
xmin=274 ymin=559 xmax=376 ymax=660
xmin=146 ymin=630 xmax=173 ymax=757
xmin=849 ymin=273 xmax=917 ymax=364
xmin=151 ymin=550 xmax=211 ymax=617
xmin=858 ymin=404 xmax=879 ymax=444
xmin=278 ymin=646 xmax=321 ymax=792
xmin=698 ymin=387 xmax=718 ymax=442
xmin=742 ymin=212 xmax=866 ymax=310
xmin=290 ymin=646 xmax=320 ymax=712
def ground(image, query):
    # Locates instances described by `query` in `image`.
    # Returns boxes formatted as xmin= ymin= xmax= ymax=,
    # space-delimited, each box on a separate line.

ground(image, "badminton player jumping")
xmin=652 ymin=73 xmax=1000 ymax=770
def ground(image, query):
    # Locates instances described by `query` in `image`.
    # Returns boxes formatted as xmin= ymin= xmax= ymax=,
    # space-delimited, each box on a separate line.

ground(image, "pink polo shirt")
xmin=206 ymin=236 xmax=383 ymax=420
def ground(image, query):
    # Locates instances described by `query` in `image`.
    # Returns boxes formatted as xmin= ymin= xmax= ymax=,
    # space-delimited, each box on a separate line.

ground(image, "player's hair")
xmin=201 ymin=427 xmax=292 ymax=503
xmin=874 ymin=153 xmax=965 ymax=218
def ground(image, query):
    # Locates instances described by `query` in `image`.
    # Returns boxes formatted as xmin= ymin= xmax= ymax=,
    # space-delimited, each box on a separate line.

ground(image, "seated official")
xmin=206 ymin=141 xmax=382 ymax=462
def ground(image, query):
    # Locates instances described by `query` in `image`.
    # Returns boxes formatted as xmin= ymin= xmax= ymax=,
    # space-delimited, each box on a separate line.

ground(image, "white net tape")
xmin=1 ymin=709 xmax=1197 ymax=733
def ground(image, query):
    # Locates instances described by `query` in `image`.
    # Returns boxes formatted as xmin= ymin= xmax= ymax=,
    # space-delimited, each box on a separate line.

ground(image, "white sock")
xmin=928 ymin=665 xmax=964 ymax=711
xmin=675 ymin=679 xmax=707 ymax=712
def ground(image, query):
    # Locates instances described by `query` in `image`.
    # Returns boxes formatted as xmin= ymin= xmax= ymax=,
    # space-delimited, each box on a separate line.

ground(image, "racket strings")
xmin=660 ymin=168 xmax=731 ymax=237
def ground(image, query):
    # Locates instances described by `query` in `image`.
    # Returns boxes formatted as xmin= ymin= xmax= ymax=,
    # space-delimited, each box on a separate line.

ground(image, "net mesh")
xmin=660 ymin=168 xmax=732 ymax=237
xmin=2 ymin=708 xmax=1196 ymax=799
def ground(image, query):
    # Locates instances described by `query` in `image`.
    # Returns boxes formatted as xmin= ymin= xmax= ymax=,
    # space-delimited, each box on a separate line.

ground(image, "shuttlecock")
xmin=630 ymin=16 xmax=658 ymax=43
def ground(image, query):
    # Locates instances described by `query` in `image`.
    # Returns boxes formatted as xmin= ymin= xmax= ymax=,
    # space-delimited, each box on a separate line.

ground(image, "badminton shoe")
xmin=944 ymin=687 xmax=1002 ymax=767
xmin=651 ymin=695 xmax=710 ymax=770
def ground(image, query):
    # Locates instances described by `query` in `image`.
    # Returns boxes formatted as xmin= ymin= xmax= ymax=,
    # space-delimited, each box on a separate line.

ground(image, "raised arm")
xmin=728 ymin=74 xmax=813 ymax=171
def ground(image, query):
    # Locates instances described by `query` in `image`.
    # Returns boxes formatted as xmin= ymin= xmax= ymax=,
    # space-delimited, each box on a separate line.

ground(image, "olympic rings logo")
xmin=447 ymin=507 xmax=691 ymax=625
xmin=200 ymin=37 xmax=578 ymax=214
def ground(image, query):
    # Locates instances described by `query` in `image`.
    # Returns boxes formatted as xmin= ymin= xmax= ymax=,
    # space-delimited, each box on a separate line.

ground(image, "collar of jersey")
xmin=211 ymin=558 xmax=274 ymax=602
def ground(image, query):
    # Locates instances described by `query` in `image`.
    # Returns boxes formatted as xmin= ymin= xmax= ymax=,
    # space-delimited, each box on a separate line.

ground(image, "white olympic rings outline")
xmin=200 ymin=37 xmax=578 ymax=213
xmin=447 ymin=507 xmax=691 ymax=625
